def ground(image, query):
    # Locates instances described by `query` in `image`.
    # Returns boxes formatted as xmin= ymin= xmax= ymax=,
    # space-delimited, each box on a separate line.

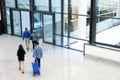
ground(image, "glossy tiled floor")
xmin=0 ymin=34 xmax=120 ymax=80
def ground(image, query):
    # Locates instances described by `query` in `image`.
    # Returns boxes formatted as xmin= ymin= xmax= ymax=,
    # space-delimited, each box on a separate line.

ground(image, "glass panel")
xmin=5 ymin=0 xmax=15 ymax=7
xmin=17 ymin=0 xmax=30 ymax=9
xmin=34 ymin=0 xmax=49 ymax=11
xmin=63 ymin=14 xmax=68 ymax=36
xmin=6 ymin=8 xmax=11 ymax=34
xmin=64 ymin=0 xmax=68 ymax=36
xmin=64 ymin=0 xmax=68 ymax=13
xmin=44 ymin=15 xmax=53 ymax=43
xmin=21 ymin=11 xmax=30 ymax=34
xmin=87 ymin=0 xmax=91 ymax=15
xmin=34 ymin=13 xmax=43 ymax=38
xmin=96 ymin=18 xmax=120 ymax=33
xmin=70 ymin=16 xmax=88 ymax=39
xmin=55 ymin=14 xmax=61 ymax=34
xmin=6 ymin=8 xmax=10 ymax=25
xmin=55 ymin=14 xmax=61 ymax=45
xmin=64 ymin=15 xmax=89 ymax=39
xmin=96 ymin=0 xmax=120 ymax=45
xmin=96 ymin=19 xmax=120 ymax=45
xmin=7 ymin=25 xmax=11 ymax=34
xmin=97 ymin=0 xmax=119 ymax=18
xmin=70 ymin=0 xmax=88 ymax=15
xmin=55 ymin=35 xmax=61 ymax=46
xmin=51 ymin=0 xmax=61 ymax=12
xmin=96 ymin=0 xmax=120 ymax=32
xmin=13 ymin=11 xmax=21 ymax=36
xmin=63 ymin=36 xmax=68 ymax=47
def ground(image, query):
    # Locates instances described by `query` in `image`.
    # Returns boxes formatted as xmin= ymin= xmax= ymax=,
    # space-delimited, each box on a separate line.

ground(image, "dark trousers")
xmin=32 ymin=40 xmax=37 ymax=49
xmin=35 ymin=58 xmax=41 ymax=68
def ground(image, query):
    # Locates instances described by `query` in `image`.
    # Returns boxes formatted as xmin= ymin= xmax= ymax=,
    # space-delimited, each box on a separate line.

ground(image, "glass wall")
xmin=55 ymin=13 xmax=61 ymax=46
xmin=5 ymin=0 xmax=15 ymax=8
xmin=34 ymin=0 xmax=49 ymax=11
xmin=62 ymin=0 xmax=90 ymax=51
xmin=69 ymin=0 xmax=88 ymax=39
xmin=21 ymin=11 xmax=30 ymax=34
xmin=96 ymin=0 xmax=120 ymax=45
xmin=13 ymin=11 xmax=21 ymax=36
xmin=5 ymin=0 xmax=15 ymax=34
xmin=3 ymin=0 xmax=91 ymax=51
xmin=51 ymin=0 xmax=62 ymax=45
xmin=17 ymin=0 xmax=30 ymax=9
xmin=43 ymin=15 xmax=53 ymax=43
xmin=5 ymin=0 xmax=120 ymax=51
xmin=6 ymin=8 xmax=11 ymax=34
xmin=33 ymin=13 xmax=42 ymax=38
xmin=63 ymin=0 xmax=68 ymax=35
xmin=63 ymin=14 xmax=68 ymax=36
xmin=51 ymin=0 xmax=61 ymax=12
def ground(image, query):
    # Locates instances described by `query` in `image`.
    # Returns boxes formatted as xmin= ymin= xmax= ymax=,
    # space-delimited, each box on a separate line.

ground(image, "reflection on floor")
xmin=0 ymin=34 xmax=120 ymax=80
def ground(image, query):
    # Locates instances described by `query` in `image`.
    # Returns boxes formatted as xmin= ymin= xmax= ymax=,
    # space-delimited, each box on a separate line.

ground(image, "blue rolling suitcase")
xmin=32 ymin=61 xmax=40 ymax=76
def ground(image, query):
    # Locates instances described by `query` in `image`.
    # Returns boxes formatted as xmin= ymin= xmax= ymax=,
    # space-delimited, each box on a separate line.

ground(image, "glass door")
xmin=33 ymin=12 xmax=55 ymax=44
xmin=12 ymin=10 xmax=30 ymax=36
xmin=21 ymin=11 xmax=30 ymax=34
xmin=12 ymin=10 xmax=21 ymax=36
xmin=33 ymin=13 xmax=43 ymax=38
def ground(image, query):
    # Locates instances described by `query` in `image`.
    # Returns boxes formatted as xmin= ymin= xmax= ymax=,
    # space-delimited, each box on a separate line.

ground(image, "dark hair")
xmin=18 ymin=44 xmax=24 ymax=50
xmin=25 ymin=28 xmax=28 ymax=30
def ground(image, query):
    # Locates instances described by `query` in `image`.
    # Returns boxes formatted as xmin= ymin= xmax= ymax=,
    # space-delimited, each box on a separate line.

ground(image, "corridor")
xmin=0 ymin=34 xmax=120 ymax=80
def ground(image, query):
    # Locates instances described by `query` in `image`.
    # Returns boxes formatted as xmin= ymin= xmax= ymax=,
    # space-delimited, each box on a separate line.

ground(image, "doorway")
xmin=11 ymin=10 xmax=30 ymax=36
xmin=33 ymin=12 xmax=55 ymax=44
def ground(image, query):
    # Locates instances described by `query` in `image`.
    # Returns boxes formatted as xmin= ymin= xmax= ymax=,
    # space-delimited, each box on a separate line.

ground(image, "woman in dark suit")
xmin=17 ymin=44 xmax=26 ymax=74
